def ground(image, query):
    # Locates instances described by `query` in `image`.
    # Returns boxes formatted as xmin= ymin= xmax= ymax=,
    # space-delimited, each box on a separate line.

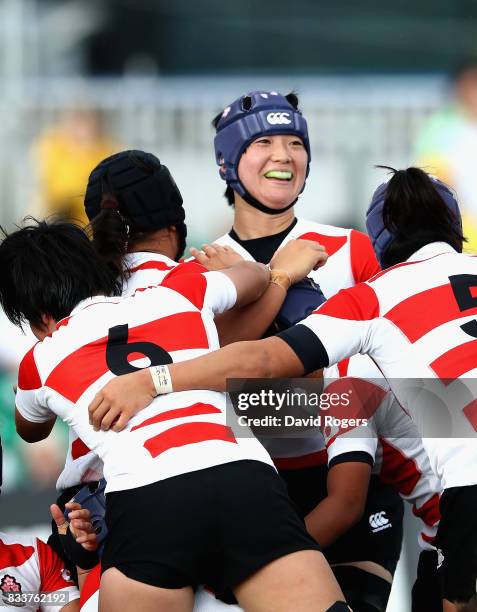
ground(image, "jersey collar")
xmin=407 ymin=242 xmax=457 ymax=262
xmin=56 ymin=295 xmax=118 ymax=329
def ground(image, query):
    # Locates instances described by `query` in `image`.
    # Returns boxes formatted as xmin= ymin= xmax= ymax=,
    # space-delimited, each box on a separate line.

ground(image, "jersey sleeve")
xmin=202 ymin=271 xmax=237 ymax=314
xmin=278 ymin=283 xmax=379 ymax=373
xmin=322 ymin=364 xmax=380 ymax=467
xmin=36 ymin=538 xmax=80 ymax=610
xmin=16 ymin=346 xmax=53 ymax=423
xmin=349 ymin=230 xmax=381 ymax=284
xmin=160 ymin=270 xmax=237 ymax=315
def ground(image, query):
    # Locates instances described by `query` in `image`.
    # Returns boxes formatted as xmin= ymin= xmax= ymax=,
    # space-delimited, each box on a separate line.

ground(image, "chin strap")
xmin=242 ymin=190 xmax=297 ymax=215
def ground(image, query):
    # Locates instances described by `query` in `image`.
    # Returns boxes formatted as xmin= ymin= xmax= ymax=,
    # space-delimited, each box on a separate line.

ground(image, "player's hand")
xmin=270 ymin=239 xmax=328 ymax=284
xmin=189 ymin=243 xmax=244 ymax=270
xmin=88 ymin=369 xmax=155 ymax=432
xmin=50 ymin=503 xmax=98 ymax=552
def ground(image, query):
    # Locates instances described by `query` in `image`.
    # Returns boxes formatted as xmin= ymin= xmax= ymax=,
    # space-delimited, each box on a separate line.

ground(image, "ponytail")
xmin=378 ymin=166 xmax=465 ymax=268
xmin=88 ymin=194 xmax=130 ymax=281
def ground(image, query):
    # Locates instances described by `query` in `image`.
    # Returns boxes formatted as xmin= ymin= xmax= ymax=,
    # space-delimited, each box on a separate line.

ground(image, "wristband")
xmin=270 ymin=269 xmax=292 ymax=291
xmin=149 ymin=365 xmax=173 ymax=396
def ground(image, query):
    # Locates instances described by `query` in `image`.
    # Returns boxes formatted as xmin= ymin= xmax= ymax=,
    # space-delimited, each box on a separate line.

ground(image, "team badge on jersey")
xmin=0 ymin=574 xmax=23 ymax=606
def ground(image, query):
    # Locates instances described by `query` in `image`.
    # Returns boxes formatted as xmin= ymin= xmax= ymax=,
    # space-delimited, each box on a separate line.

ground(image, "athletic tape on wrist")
xmin=149 ymin=365 xmax=173 ymax=395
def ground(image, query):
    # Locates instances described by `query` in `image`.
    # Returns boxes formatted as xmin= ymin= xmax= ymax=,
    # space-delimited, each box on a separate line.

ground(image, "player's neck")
xmin=128 ymin=231 xmax=177 ymax=260
xmin=232 ymin=199 xmax=295 ymax=240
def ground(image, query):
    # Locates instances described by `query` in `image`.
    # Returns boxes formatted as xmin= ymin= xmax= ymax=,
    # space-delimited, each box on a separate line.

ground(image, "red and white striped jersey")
xmin=56 ymin=251 xmax=208 ymax=491
xmin=216 ymin=218 xmax=379 ymax=469
xmin=324 ymin=355 xmax=442 ymax=550
xmin=284 ymin=242 xmax=477 ymax=488
xmin=0 ymin=532 xmax=79 ymax=611
xmin=16 ymin=270 xmax=273 ymax=493
xmin=214 ymin=217 xmax=380 ymax=299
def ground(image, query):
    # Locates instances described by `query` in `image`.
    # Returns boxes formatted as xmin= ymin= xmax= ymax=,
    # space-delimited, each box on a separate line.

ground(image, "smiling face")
xmin=237 ymin=134 xmax=308 ymax=210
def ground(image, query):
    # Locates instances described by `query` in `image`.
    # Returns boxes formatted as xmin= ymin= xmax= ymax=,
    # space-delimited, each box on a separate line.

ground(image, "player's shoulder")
xmin=18 ymin=343 xmax=42 ymax=391
xmin=124 ymin=251 xmax=177 ymax=273
xmin=294 ymin=217 xmax=352 ymax=240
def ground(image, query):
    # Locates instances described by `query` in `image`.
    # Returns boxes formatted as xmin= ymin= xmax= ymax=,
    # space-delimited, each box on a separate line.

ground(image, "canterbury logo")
xmin=369 ymin=511 xmax=391 ymax=532
xmin=266 ymin=112 xmax=291 ymax=125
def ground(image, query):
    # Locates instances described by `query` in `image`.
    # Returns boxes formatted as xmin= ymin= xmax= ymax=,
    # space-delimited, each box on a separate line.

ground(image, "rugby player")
xmin=196 ymin=90 xmax=403 ymax=611
xmin=48 ymin=150 xmax=326 ymax=587
xmin=0 ymin=439 xmax=84 ymax=611
xmin=0 ymin=220 xmax=346 ymax=612
xmin=93 ymin=167 xmax=476 ymax=611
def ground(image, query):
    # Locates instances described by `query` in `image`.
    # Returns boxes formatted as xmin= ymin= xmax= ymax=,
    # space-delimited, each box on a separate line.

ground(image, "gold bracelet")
xmin=269 ymin=269 xmax=291 ymax=291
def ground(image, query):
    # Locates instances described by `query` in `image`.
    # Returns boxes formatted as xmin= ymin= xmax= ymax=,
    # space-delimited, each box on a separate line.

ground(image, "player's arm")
xmin=215 ymin=260 xmax=270 ymax=308
xmin=305 ymin=457 xmax=372 ymax=548
xmin=15 ymin=409 xmax=56 ymax=442
xmin=15 ymin=349 xmax=57 ymax=442
xmin=89 ymin=335 xmax=308 ymax=430
xmin=194 ymin=239 xmax=328 ymax=344
xmin=89 ymin=285 xmax=371 ymax=430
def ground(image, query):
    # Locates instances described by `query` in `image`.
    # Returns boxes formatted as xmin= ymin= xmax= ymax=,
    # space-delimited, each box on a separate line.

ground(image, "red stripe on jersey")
xmin=131 ymin=402 xmax=221 ymax=431
xmin=161 ymin=273 xmax=207 ymax=310
xmin=463 ymin=399 xmax=477 ymax=432
xmin=325 ymin=377 xmax=386 ymax=447
xmin=18 ymin=345 xmax=41 ymax=390
xmin=129 ymin=261 xmax=174 ymax=273
xmin=412 ymin=493 xmax=441 ymax=527
xmin=384 ymin=284 xmax=477 ymax=343
xmin=163 ymin=261 xmax=208 ymax=277
xmin=46 ymin=312 xmax=208 ymax=402
xmin=430 ymin=339 xmax=477 ymax=382
xmin=0 ymin=541 xmax=34 ymax=570
xmin=379 ymin=439 xmax=421 ymax=496
xmin=56 ymin=317 xmax=72 ymax=330
xmin=471 ymin=287 xmax=477 ymax=298
xmin=370 ymin=260 xmax=418 ymax=282
xmin=71 ymin=437 xmax=91 ymax=460
xmin=349 ymin=230 xmax=381 ymax=284
xmin=80 ymin=563 xmax=101 ymax=607
xmin=143 ymin=422 xmax=237 ymax=458
xmin=297 ymin=232 xmax=347 ymax=257
xmin=273 ymin=450 xmax=327 ymax=470
xmin=316 ymin=283 xmax=379 ymax=321
xmin=36 ymin=537 xmax=76 ymax=593
xmin=421 ymin=532 xmax=437 ymax=545
xmin=337 ymin=358 xmax=350 ymax=377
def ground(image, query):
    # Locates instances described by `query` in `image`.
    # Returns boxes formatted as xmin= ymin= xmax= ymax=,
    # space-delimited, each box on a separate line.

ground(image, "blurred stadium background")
xmin=1 ymin=1 xmax=477 ymax=609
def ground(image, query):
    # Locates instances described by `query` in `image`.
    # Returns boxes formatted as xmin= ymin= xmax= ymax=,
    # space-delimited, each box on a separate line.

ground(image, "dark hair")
xmin=211 ymin=92 xmax=300 ymax=207
xmin=88 ymin=195 xmax=130 ymax=278
xmin=379 ymin=166 xmax=465 ymax=268
xmin=0 ymin=218 xmax=122 ymax=328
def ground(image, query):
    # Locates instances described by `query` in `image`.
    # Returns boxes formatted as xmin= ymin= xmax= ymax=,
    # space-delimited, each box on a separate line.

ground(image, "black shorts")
xmin=101 ymin=460 xmax=320 ymax=596
xmin=279 ymin=465 xmax=403 ymax=611
xmin=279 ymin=466 xmax=403 ymax=571
xmin=436 ymin=484 xmax=477 ymax=604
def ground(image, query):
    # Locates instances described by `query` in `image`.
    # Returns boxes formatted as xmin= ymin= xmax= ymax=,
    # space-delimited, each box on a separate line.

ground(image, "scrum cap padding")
xmin=84 ymin=150 xmax=185 ymax=232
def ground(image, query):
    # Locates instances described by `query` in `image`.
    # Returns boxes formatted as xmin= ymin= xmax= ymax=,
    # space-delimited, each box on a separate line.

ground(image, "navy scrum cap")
xmin=214 ymin=91 xmax=311 ymax=214
xmin=366 ymin=174 xmax=462 ymax=267
xmin=84 ymin=150 xmax=185 ymax=232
